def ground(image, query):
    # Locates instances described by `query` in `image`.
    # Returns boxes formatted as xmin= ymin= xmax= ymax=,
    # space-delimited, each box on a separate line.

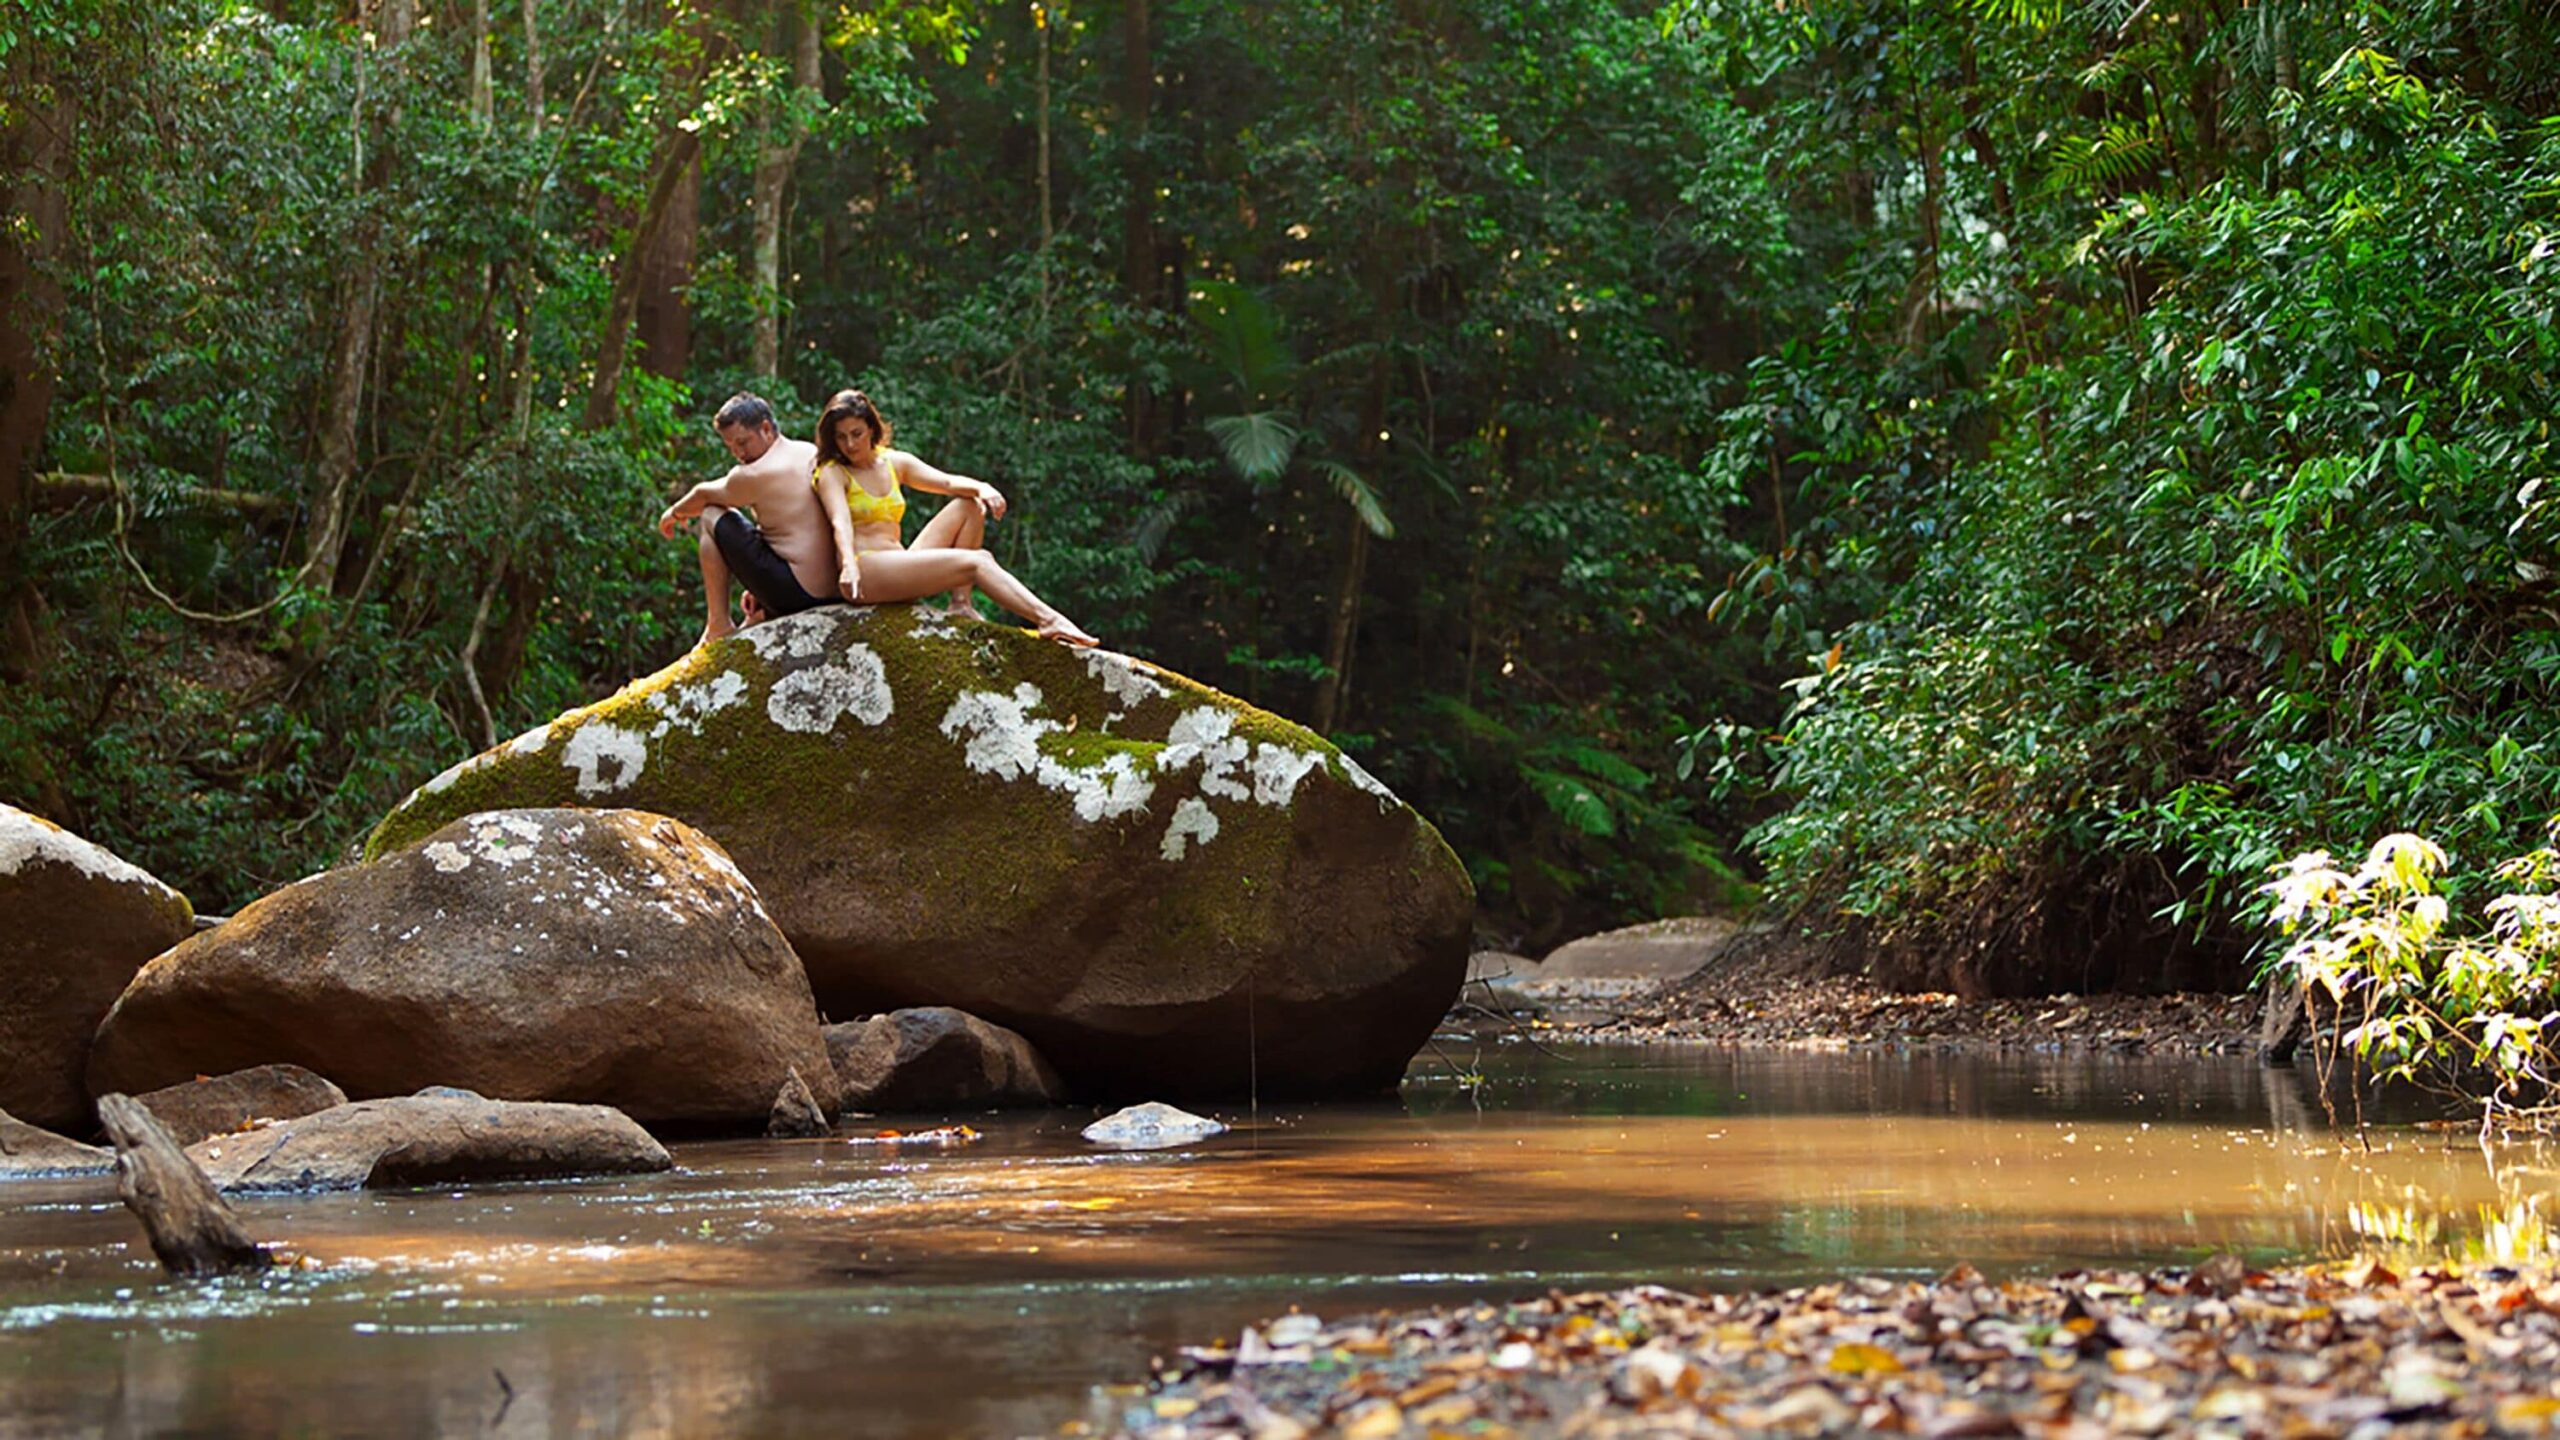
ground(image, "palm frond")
xmin=1206 ymin=412 xmax=1300 ymax=485
xmin=1189 ymin=280 xmax=1295 ymax=397
xmin=1312 ymin=457 xmax=1394 ymax=538
xmin=1125 ymin=490 xmax=1202 ymax=565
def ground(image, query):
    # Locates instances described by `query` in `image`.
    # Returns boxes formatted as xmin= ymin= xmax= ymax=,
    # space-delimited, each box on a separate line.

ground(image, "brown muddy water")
xmin=0 ymin=1044 xmax=2531 ymax=1437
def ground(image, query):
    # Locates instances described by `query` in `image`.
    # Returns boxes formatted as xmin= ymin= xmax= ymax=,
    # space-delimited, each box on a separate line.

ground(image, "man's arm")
xmin=656 ymin=469 xmax=747 ymax=537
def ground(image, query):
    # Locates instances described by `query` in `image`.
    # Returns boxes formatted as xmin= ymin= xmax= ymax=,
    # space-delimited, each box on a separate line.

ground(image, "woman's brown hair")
xmin=815 ymin=389 xmax=893 ymax=469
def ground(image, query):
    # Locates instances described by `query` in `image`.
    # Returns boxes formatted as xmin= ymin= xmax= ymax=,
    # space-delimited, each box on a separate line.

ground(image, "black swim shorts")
xmin=711 ymin=509 xmax=838 ymax=617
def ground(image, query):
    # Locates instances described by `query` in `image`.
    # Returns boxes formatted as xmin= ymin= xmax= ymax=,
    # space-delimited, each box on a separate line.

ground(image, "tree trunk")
xmin=585 ymin=124 xmax=704 ymax=429
xmin=751 ymin=1 xmax=823 ymax=379
xmin=0 ymin=85 xmax=71 ymax=681
xmin=633 ymin=150 xmax=698 ymax=382
xmin=97 ymin=1095 xmax=266 ymax=1278
xmin=1312 ymin=519 xmax=1369 ymax=735
xmin=469 ymin=0 xmax=493 ymax=129
xmin=1120 ymin=0 xmax=1157 ymax=456
xmin=307 ymin=0 xmax=416 ymax=597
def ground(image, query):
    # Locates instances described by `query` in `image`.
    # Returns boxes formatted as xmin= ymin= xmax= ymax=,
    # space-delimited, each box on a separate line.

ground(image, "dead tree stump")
xmin=96 ymin=1093 xmax=267 ymax=1277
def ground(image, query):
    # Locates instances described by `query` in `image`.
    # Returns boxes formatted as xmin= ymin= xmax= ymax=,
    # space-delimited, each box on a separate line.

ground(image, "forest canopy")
xmin=4 ymin=0 xmax=2555 ymax=987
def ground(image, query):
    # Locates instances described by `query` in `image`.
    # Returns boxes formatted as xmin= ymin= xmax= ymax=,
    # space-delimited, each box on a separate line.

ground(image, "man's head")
xmin=714 ymin=393 xmax=780 ymax=463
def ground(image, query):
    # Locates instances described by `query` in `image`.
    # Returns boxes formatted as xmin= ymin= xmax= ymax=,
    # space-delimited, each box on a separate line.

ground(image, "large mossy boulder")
xmin=363 ymin=606 xmax=1473 ymax=1098
xmin=89 ymin=809 xmax=834 ymax=1129
xmin=0 ymin=804 xmax=194 ymax=1132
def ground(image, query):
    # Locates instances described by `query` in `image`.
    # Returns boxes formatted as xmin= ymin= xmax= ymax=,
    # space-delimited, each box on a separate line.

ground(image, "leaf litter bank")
xmin=1089 ymin=1258 xmax=2560 ymax=1437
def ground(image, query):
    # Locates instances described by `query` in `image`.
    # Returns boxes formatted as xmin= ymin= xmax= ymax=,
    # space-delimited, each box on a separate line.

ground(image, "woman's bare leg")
xmin=693 ymin=506 xmax=738 ymax=644
xmin=910 ymin=498 xmax=987 ymax=617
xmin=853 ymin=547 xmax=1096 ymax=646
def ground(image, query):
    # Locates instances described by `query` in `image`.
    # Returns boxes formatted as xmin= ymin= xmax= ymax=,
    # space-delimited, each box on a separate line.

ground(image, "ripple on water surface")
xmin=0 ymin=1044 xmax=2514 ymax=1437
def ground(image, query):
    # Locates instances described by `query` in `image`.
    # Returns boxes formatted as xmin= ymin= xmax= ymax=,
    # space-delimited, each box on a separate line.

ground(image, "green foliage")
xmin=2266 ymin=827 xmax=2560 ymax=1119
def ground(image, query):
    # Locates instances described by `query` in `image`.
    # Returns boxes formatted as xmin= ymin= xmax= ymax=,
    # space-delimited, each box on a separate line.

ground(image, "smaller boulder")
xmin=767 ymin=1067 xmax=830 ymax=1138
xmin=185 ymin=1095 xmax=671 ymax=1193
xmin=0 ymin=1109 xmax=112 ymax=1179
xmin=0 ymin=805 xmax=194 ymax=1132
xmin=1081 ymin=1101 xmax=1227 ymax=1150
xmin=131 ymin=1065 xmax=348 ymax=1146
xmin=827 ymin=1008 xmax=1066 ymax=1113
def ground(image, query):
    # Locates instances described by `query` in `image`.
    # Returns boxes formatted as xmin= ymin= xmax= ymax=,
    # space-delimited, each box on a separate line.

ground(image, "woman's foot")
xmin=1037 ymin=614 xmax=1100 ymax=648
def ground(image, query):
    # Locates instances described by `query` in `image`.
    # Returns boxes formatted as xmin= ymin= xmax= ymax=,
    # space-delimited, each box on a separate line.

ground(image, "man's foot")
xmin=1036 ymin=615 xmax=1100 ymax=648
xmin=698 ymin=614 xmax=738 ymax=647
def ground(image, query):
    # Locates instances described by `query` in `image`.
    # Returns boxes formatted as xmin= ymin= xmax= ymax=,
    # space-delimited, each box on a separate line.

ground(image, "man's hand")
xmin=656 ymin=501 xmax=690 ymax=539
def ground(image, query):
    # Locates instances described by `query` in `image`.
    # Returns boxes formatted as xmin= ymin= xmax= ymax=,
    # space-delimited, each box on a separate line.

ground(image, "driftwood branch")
xmin=96 ymin=1093 xmax=267 ymax=1277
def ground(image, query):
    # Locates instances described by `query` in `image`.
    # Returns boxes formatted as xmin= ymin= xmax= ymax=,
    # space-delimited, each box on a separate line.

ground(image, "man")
xmin=656 ymin=393 xmax=839 ymax=645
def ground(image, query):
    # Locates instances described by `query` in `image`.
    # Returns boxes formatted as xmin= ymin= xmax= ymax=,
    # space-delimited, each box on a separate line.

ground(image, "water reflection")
xmin=0 ymin=1044 xmax=2526 ymax=1437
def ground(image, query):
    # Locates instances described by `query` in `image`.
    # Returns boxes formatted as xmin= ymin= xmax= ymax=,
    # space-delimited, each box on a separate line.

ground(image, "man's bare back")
xmin=659 ymin=395 xmax=846 ymax=644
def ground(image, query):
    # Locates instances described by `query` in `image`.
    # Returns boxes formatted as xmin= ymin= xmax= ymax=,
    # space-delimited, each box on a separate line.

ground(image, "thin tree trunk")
xmin=1036 ymin=0 xmax=1053 ymax=333
xmin=522 ymin=0 xmax=543 ymax=136
xmin=308 ymin=0 xmax=415 ymax=597
xmin=0 ymin=86 xmax=70 ymax=680
xmin=1120 ymin=0 xmax=1157 ymax=456
xmin=1313 ymin=520 xmax=1369 ymax=734
xmin=470 ymin=0 xmax=493 ymax=129
xmin=751 ymin=1 xmax=822 ymax=379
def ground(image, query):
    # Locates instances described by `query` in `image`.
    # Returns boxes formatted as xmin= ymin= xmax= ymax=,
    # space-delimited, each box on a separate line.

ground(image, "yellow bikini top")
xmin=816 ymin=455 xmax=906 ymax=525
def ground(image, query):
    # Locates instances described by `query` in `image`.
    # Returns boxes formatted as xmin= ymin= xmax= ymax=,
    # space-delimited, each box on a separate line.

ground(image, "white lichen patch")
xmin=1160 ymin=797 xmax=1221 ymax=861
xmin=767 ymin=645 xmax=893 ymax=734
xmin=561 ymin=723 xmax=650 ymax=797
xmin=944 ymin=685 xmax=1160 ymax=823
xmin=1250 ymin=743 xmax=1329 ymax=807
xmin=0 ymin=806 xmax=168 ymax=892
xmin=506 ymin=724 xmax=552 ymax=757
xmin=643 ymin=671 xmax=750 ymax=739
xmin=1040 ymin=751 xmax=1157 ymax=823
xmin=941 ymin=684 xmax=1050 ymax=781
xmin=1335 ymin=754 xmax=1402 ymax=811
xmin=423 ymin=841 xmax=471 ymax=873
xmin=1159 ymin=707 xmax=1250 ymax=801
xmin=736 ymin=609 xmax=835 ymax=661
xmin=1083 ymin=649 xmax=1169 ymax=708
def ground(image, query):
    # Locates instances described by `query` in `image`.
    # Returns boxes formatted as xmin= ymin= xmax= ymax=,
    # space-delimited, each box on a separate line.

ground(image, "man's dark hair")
xmin=715 ymin=393 xmax=777 ymax=432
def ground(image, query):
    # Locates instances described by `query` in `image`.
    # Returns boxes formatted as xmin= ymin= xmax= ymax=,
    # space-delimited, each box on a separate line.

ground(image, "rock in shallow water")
xmin=0 ymin=804 xmax=194 ymax=1132
xmin=1082 ymin=1101 xmax=1228 ymax=1149
xmin=88 ymin=809 xmax=834 ymax=1131
xmin=185 ymin=1094 xmax=671 ymax=1193
xmin=828 ymin=1008 xmax=1065 ymax=1113
xmin=362 ymin=605 xmax=1473 ymax=1100
xmin=132 ymin=1064 xmax=348 ymax=1146
xmin=0 ymin=1108 xmax=112 ymax=1178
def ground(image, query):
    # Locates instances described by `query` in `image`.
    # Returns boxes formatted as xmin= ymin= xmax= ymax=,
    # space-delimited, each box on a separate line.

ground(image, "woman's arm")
xmin=815 ymin=467 xmax=862 ymax=600
xmin=893 ymin=452 xmax=1009 ymax=519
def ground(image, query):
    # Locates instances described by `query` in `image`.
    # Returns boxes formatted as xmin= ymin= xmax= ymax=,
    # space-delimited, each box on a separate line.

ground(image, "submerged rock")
xmin=89 ymin=810 xmax=834 ymax=1130
xmin=185 ymin=1094 xmax=671 ymax=1193
xmin=827 ymin=1008 xmax=1066 ymax=1113
xmin=0 ymin=805 xmax=194 ymax=1132
xmin=362 ymin=605 xmax=1473 ymax=1100
xmin=1082 ymin=1101 xmax=1227 ymax=1149
xmin=0 ymin=1108 xmax=112 ymax=1178
xmin=132 ymin=1064 xmax=348 ymax=1146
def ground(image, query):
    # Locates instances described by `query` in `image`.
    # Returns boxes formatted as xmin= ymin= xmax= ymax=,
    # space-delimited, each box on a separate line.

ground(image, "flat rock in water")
xmin=0 ymin=805 xmax=194 ymax=1132
xmin=132 ymin=1064 xmax=348 ymax=1146
xmin=185 ymin=1095 xmax=671 ymax=1193
xmin=360 ymin=606 xmax=1473 ymax=1100
xmin=89 ymin=809 xmax=834 ymax=1131
xmin=828 ymin=1008 xmax=1066 ymax=1113
xmin=0 ymin=1108 xmax=112 ymax=1179
xmin=1536 ymin=917 xmax=1738 ymax=982
xmin=1082 ymin=1101 xmax=1227 ymax=1149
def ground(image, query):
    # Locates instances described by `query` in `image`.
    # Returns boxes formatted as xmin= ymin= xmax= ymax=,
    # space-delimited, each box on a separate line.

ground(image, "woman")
xmin=812 ymin=389 xmax=1098 ymax=647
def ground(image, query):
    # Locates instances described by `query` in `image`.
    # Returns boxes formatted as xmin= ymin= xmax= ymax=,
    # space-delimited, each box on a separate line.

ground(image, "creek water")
xmin=0 ymin=1043 xmax=2526 ymax=1437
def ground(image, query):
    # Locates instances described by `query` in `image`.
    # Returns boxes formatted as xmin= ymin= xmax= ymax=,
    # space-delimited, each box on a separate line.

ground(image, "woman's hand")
xmin=971 ymin=481 xmax=1009 ymax=520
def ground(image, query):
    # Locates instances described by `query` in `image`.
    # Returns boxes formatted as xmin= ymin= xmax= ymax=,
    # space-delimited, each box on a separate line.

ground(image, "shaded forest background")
xmin=4 ymin=0 xmax=2557 ymax=988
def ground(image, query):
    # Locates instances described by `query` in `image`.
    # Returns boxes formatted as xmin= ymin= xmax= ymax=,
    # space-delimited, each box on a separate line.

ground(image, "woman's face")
xmin=835 ymin=414 xmax=876 ymax=455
